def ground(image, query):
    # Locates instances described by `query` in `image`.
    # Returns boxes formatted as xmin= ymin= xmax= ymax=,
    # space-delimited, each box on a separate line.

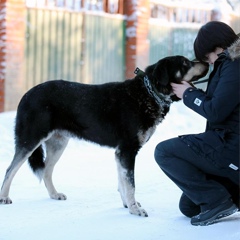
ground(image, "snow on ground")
xmin=0 ymin=102 xmax=239 ymax=240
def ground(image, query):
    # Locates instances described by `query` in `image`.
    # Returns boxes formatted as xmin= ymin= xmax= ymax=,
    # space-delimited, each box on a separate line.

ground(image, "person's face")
xmin=205 ymin=47 xmax=223 ymax=64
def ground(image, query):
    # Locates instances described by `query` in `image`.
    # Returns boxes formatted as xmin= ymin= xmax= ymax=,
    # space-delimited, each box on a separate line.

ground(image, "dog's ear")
xmin=152 ymin=60 xmax=169 ymax=86
xmin=145 ymin=63 xmax=156 ymax=78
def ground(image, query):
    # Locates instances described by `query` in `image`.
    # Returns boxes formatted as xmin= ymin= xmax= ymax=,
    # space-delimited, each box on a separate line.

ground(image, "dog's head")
xmin=145 ymin=56 xmax=209 ymax=101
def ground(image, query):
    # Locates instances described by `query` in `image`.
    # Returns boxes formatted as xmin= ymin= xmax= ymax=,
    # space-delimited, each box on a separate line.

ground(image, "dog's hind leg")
xmin=0 ymin=149 xmax=31 ymax=204
xmin=115 ymin=147 xmax=148 ymax=217
xmin=43 ymin=132 xmax=69 ymax=200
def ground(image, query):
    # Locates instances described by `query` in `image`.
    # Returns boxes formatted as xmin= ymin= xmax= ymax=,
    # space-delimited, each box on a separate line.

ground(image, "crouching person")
xmin=154 ymin=21 xmax=240 ymax=226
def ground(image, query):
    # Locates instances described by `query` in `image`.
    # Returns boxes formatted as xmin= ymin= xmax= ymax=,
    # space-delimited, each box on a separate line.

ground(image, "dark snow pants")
xmin=154 ymin=137 xmax=239 ymax=215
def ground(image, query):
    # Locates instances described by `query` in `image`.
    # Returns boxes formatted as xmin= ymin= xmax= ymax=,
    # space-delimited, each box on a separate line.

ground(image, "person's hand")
xmin=171 ymin=81 xmax=193 ymax=99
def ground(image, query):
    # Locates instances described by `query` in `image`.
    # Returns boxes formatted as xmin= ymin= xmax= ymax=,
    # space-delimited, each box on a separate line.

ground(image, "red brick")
xmin=0 ymin=0 xmax=25 ymax=111
xmin=0 ymin=0 xmax=7 ymax=112
xmin=124 ymin=1 xmax=150 ymax=79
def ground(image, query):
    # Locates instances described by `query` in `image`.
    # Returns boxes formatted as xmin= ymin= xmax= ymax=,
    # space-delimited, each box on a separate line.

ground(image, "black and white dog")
xmin=0 ymin=56 xmax=208 ymax=217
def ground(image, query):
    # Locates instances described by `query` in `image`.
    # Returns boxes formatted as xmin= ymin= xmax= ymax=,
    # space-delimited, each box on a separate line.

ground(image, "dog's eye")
xmin=183 ymin=60 xmax=188 ymax=66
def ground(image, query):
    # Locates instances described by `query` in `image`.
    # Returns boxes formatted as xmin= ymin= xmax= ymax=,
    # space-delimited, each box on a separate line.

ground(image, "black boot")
xmin=191 ymin=199 xmax=238 ymax=226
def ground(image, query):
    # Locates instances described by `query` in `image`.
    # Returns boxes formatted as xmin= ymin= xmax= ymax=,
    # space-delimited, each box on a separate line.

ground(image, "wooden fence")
xmin=25 ymin=7 xmax=125 ymax=90
xmin=148 ymin=21 xmax=200 ymax=64
xmin=25 ymin=4 xmax=203 ymax=89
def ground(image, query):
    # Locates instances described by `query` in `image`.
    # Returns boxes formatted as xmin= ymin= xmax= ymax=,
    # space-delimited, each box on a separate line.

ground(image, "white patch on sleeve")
xmin=229 ymin=163 xmax=238 ymax=171
xmin=194 ymin=98 xmax=202 ymax=106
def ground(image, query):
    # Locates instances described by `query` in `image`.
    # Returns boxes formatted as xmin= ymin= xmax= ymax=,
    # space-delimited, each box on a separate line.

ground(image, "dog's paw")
xmin=50 ymin=193 xmax=67 ymax=200
xmin=0 ymin=197 xmax=12 ymax=204
xmin=129 ymin=202 xmax=148 ymax=217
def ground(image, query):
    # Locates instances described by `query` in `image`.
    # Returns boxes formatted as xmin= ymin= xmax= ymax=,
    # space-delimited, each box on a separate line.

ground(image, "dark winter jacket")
xmin=179 ymin=38 xmax=240 ymax=183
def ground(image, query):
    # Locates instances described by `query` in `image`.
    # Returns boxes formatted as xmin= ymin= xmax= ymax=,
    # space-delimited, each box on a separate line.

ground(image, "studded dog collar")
xmin=134 ymin=67 xmax=172 ymax=107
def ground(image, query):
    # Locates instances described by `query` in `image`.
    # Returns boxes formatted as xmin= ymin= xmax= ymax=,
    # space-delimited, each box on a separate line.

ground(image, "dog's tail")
xmin=28 ymin=145 xmax=45 ymax=181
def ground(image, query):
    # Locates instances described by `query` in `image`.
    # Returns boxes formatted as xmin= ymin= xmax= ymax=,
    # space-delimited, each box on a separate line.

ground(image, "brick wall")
xmin=0 ymin=0 xmax=25 ymax=111
xmin=5 ymin=0 xmax=25 ymax=111
xmin=125 ymin=0 xmax=150 ymax=79
xmin=0 ymin=0 xmax=6 ymax=112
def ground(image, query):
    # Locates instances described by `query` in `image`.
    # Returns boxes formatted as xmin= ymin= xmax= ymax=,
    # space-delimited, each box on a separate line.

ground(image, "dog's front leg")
xmin=115 ymin=150 xmax=148 ymax=217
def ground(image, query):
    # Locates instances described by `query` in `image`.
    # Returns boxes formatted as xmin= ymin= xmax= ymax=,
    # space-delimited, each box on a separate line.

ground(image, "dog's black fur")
xmin=0 ymin=56 xmax=208 ymax=216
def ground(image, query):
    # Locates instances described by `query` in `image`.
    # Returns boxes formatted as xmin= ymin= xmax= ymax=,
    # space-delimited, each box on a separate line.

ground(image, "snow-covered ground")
xmin=0 ymin=102 xmax=239 ymax=240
